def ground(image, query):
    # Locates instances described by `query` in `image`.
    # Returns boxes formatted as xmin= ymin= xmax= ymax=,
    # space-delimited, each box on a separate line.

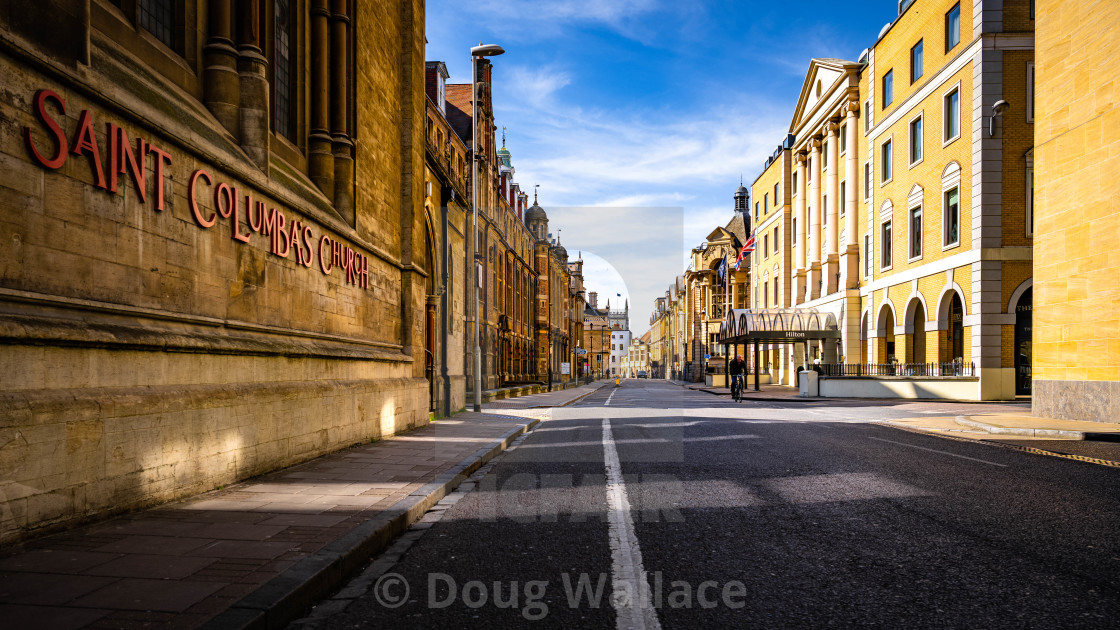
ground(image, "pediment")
xmin=790 ymin=58 xmax=859 ymax=131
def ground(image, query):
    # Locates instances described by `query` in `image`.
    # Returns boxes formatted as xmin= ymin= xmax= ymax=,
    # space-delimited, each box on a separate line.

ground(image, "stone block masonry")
xmin=0 ymin=0 xmax=432 ymax=542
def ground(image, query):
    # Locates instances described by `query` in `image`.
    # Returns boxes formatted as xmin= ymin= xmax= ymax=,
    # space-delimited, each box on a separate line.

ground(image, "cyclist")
xmin=729 ymin=354 xmax=746 ymax=401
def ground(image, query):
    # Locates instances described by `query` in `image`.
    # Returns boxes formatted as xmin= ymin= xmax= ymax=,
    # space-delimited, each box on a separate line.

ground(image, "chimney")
xmin=589 ymin=292 xmax=598 ymax=309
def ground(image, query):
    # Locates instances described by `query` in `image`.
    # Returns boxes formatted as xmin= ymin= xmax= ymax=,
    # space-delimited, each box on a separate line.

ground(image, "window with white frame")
xmin=793 ymin=171 xmax=798 ymax=193
xmin=1027 ymin=63 xmax=1035 ymax=122
xmin=840 ymin=124 xmax=847 ymax=154
xmin=909 ymin=114 xmax=923 ymax=165
xmin=865 ymin=161 xmax=871 ymax=197
xmin=944 ymin=187 xmax=960 ymax=247
xmin=881 ymin=138 xmax=893 ymax=183
xmin=773 ymin=227 xmax=779 ymax=254
xmin=792 ymin=218 xmax=797 ymax=247
xmin=764 ymin=193 xmax=768 ymax=213
xmin=942 ymin=161 xmax=962 ymax=248
xmin=909 ymin=205 xmax=923 ymax=260
xmin=881 ymin=220 xmax=893 ymax=269
xmin=944 ymin=86 xmax=961 ymax=142
xmin=774 ymin=182 xmax=779 ymax=204
xmin=1026 ymin=165 xmax=1034 ymax=237
xmin=840 ymin=182 xmax=846 ymax=216
xmin=865 ymin=233 xmax=872 ymax=277
xmin=865 ymin=100 xmax=871 ymax=132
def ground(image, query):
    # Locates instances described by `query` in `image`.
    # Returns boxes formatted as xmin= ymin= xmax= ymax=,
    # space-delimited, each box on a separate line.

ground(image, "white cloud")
xmin=504 ymin=65 xmax=572 ymax=108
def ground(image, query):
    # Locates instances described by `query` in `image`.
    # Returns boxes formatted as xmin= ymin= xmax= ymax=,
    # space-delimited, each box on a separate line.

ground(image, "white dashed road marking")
xmin=602 ymin=387 xmax=661 ymax=630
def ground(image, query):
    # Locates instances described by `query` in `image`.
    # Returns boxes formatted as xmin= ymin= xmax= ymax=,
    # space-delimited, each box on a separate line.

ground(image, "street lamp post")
xmin=470 ymin=43 xmax=504 ymax=412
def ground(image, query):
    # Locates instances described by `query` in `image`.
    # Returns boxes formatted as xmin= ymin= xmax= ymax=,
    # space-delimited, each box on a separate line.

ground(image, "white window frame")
xmin=792 ymin=218 xmax=798 ymax=248
xmin=774 ymin=182 xmax=780 ymax=205
xmin=840 ymin=181 xmax=846 ymax=217
xmin=943 ymin=82 xmax=962 ymax=146
xmin=864 ymin=99 xmax=872 ymax=132
xmin=1026 ymin=62 xmax=1035 ymax=123
xmin=908 ymin=112 xmax=924 ymax=167
xmin=942 ymin=162 xmax=962 ymax=250
xmin=792 ymin=172 xmax=799 ymax=195
xmin=880 ymin=137 xmax=893 ymax=185
xmin=864 ymin=161 xmax=872 ymax=198
xmin=908 ymin=203 xmax=923 ymax=262
xmin=881 ymin=219 xmax=893 ymax=271
xmin=840 ymin=124 xmax=847 ymax=155
xmin=1025 ymin=163 xmax=1034 ymax=237
xmin=864 ymin=233 xmax=873 ymax=278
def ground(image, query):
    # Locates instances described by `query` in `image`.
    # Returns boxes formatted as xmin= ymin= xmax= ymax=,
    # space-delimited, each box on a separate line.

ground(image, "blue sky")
xmin=426 ymin=0 xmax=900 ymax=332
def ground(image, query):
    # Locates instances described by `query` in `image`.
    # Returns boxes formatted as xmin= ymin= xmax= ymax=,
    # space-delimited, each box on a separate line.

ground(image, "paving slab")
xmin=0 ymin=411 xmax=540 ymax=629
xmin=957 ymin=413 xmax=1120 ymax=440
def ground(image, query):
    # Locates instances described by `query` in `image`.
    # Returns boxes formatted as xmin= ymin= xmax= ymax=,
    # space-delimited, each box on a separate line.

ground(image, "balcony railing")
xmin=816 ymin=361 xmax=976 ymax=377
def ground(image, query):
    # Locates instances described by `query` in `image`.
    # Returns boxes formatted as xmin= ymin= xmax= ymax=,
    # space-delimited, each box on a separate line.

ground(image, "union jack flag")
xmin=733 ymin=235 xmax=756 ymax=271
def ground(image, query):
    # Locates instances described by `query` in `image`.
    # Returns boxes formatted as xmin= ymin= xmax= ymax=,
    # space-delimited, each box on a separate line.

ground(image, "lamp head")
xmin=471 ymin=44 xmax=505 ymax=57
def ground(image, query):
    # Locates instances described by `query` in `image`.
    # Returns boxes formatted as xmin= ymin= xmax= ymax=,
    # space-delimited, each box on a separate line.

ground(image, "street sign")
xmin=560 ymin=362 xmax=570 ymax=375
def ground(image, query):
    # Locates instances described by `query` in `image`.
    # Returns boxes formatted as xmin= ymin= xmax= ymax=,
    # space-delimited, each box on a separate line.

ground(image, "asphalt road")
xmin=311 ymin=380 xmax=1120 ymax=629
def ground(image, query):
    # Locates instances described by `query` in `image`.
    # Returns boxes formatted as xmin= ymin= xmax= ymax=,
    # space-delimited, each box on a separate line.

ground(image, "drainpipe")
xmin=441 ymin=186 xmax=453 ymax=417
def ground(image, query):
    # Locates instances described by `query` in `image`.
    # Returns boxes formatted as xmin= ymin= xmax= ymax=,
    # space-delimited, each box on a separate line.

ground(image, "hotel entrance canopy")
xmin=718 ymin=308 xmax=840 ymax=344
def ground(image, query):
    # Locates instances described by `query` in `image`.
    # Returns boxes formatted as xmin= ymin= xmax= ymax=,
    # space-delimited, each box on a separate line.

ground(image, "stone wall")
xmin=1033 ymin=0 xmax=1120 ymax=422
xmin=0 ymin=0 xmax=431 ymax=543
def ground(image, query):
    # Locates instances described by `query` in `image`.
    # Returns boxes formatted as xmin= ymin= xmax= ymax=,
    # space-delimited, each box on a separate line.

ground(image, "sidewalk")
xmin=0 ymin=409 xmax=549 ymax=629
xmin=953 ymin=414 xmax=1120 ymax=440
xmin=485 ymin=379 xmax=610 ymax=409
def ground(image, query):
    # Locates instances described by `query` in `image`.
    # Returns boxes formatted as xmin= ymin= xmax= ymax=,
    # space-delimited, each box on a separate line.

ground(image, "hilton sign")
xmin=23 ymin=89 xmax=369 ymax=289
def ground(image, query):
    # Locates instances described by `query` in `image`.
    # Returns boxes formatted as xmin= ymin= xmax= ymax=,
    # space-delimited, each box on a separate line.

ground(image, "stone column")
xmin=203 ymin=0 xmax=239 ymax=138
xmin=793 ymin=151 xmax=807 ymax=304
xmin=237 ymin=0 xmax=269 ymax=169
xmin=309 ymin=0 xmax=333 ymax=198
xmin=825 ymin=120 xmax=840 ymax=295
xmin=330 ymin=0 xmax=354 ymax=221
xmin=808 ymin=137 xmax=822 ymax=300
xmin=843 ymin=102 xmax=860 ymax=289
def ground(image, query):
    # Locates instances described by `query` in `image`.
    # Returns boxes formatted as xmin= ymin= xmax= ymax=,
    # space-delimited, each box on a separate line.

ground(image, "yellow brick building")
xmin=749 ymin=0 xmax=1035 ymax=400
xmin=1032 ymin=0 xmax=1120 ymax=421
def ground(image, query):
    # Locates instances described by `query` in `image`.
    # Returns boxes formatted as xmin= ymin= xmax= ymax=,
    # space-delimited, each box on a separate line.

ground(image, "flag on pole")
xmin=718 ymin=258 xmax=727 ymax=286
xmin=734 ymin=235 xmax=756 ymax=271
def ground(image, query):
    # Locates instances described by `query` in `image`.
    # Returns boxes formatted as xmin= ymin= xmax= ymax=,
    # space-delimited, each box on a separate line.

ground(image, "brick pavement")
xmin=0 ymin=411 xmax=541 ymax=630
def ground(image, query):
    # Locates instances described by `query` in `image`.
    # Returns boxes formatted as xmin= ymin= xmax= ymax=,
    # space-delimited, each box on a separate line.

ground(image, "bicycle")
xmin=730 ymin=375 xmax=744 ymax=403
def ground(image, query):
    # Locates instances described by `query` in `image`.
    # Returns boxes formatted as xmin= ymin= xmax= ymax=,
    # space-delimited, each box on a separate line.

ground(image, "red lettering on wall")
xmin=232 ymin=191 xmax=252 ymax=243
xmin=189 ymin=169 xmax=216 ymax=228
xmin=319 ymin=235 xmax=333 ymax=273
xmin=25 ymin=89 xmax=68 ymax=169
xmin=71 ymin=110 xmax=106 ymax=189
xmin=288 ymin=220 xmax=302 ymax=263
xmin=107 ymin=124 xmax=148 ymax=202
xmin=300 ymin=225 xmax=314 ymax=267
xmin=271 ymin=210 xmax=290 ymax=257
xmin=215 ymin=183 xmax=234 ymax=219
xmin=147 ymin=145 xmax=172 ymax=211
xmin=250 ymin=200 xmax=265 ymax=232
